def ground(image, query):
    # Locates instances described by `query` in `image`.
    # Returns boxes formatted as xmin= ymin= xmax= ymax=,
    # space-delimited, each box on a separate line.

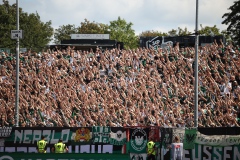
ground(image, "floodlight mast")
xmin=194 ymin=0 xmax=199 ymax=128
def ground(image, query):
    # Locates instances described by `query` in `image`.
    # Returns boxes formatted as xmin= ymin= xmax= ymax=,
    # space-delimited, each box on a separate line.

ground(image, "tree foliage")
xmin=20 ymin=13 xmax=53 ymax=51
xmin=198 ymin=24 xmax=221 ymax=36
xmin=222 ymin=0 xmax=240 ymax=45
xmin=139 ymin=30 xmax=168 ymax=37
xmin=168 ymin=29 xmax=178 ymax=37
xmin=167 ymin=27 xmax=192 ymax=36
xmin=108 ymin=16 xmax=138 ymax=49
xmin=0 ymin=0 xmax=16 ymax=49
xmin=140 ymin=27 xmax=192 ymax=37
xmin=53 ymin=19 xmax=109 ymax=44
xmin=0 ymin=0 xmax=53 ymax=52
xmin=77 ymin=19 xmax=109 ymax=34
xmin=177 ymin=27 xmax=192 ymax=36
xmin=54 ymin=24 xmax=77 ymax=44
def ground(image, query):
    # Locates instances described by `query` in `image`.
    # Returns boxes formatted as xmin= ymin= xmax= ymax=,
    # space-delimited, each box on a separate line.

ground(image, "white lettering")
xmin=13 ymin=129 xmax=71 ymax=145
xmin=223 ymin=146 xmax=231 ymax=160
xmin=61 ymin=129 xmax=70 ymax=143
xmin=71 ymin=34 xmax=109 ymax=39
xmin=213 ymin=147 xmax=222 ymax=160
xmin=0 ymin=133 xmax=9 ymax=137
xmin=234 ymin=146 xmax=240 ymax=160
xmin=12 ymin=31 xmax=21 ymax=33
xmin=17 ymin=147 xmax=27 ymax=152
xmin=23 ymin=130 xmax=32 ymax=143
xmin=14 ymin=130 xmax=23 ymax=143
xmin=98 ymin=145 xmax=101 ymax=153
xmin=32 ymin=130 xmax=41 ymax=144
xmin=68 ymin=145 xmax=72 ymax=153
xmin=43 ymin=130 xmax=52 ymax=143
xmin=183 ymin=149 xmax=190 ymax=160
xmin=203 ymin=146 xmax=212 ymax=160
xmin=29 ymin=147 xmax=38 ymax=153
xmin=91 ymin=145 xmax=94 ymax=153
xmin=192 ymin=144 xmax=201 ymax=160
xmin=50 ymin=130 xmax=59 ymax=144
xmin=75 ymin=145 xmax=79 ymax=153
xmin=102 ymin=145 xmax=113 ymax=153
xmin=80 ymin=145 xmax=90 ymax=153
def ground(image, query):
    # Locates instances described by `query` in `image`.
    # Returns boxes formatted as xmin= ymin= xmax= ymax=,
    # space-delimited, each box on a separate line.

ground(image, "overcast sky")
xmin=2 ymin=0 xmax=234 ymax=35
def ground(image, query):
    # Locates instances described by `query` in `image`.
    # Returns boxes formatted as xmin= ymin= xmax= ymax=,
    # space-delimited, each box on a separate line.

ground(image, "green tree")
xmin=77 ymin=19 xmax=109 ymax=34
xmin=198 ymin=24 xmax=221 ymax=36
xmin=177 ymin=27 xmax=192 ymax=36
xmin=222 ymin=0 xmax=240 ymax=45
xmin=54 ymin=24 xmax=77 ymax=44
xmin=0 ymin=0 xmax=53 ymax=52
xmin=108 ymin=16 xmax=138 ymax=49
xmin=20 ymin=12 xmax=53 ymax=51
xmin=139 ymin=30 xmax=168 ymax=37
xmin=0 ymin=0 xmax=18 ymax=49
xmin=168 ymin=29 xmax=178 ymax=37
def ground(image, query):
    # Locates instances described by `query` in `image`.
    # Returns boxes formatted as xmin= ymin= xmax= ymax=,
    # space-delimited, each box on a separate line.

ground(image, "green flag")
xmin=109 ymin=127 xmax=126 ymax=145
xmin=183 ymin=128 xmax=197 ymax=149
xmin=92 ymin=126 xmax=110 ymax=143
xmin=128 ymin=128 xmax=149 ymax=153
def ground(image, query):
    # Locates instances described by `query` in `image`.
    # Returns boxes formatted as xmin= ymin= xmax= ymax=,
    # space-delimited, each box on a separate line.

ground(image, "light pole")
xmin=15 ymin=0 xmax=19 ymax=127
xmin=194 ymin=0 xmax=199 ymax=128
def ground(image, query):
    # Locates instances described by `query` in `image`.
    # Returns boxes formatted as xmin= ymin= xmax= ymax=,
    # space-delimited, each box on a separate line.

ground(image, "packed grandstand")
xmin=0 ymin=41 xmax=240 ymax=128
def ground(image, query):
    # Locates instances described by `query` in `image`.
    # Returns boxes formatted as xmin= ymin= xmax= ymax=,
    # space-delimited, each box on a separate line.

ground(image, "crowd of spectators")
xmin=0 ymin=40 xmax=240 ymax=128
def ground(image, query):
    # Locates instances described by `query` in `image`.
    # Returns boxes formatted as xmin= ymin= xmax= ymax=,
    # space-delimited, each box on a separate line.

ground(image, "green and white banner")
xmin=130 ymin=153 xmax=147 ymax=160
xmin=129 ymin=128 xmax=149 ymax=153
xmin=109 ymin=127 xmax=126 ymax=145
xmin=195 ymin=131 xmax=240 ymax=146
xmin=184 ymin=128 xmax=197 ymax=149
xmin=92 ymin=126 xmax=110 ymax=143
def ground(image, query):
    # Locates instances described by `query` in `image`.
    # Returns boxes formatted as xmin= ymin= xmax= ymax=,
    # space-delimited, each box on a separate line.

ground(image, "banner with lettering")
xmin=92 ymin=126 xmax=110 ymax=143
xmin=109 ymin=127 xmax=126 ymax=145
xmin=183 ymin=144 xmax=240 ymax=160
xmin=195 ymin=131 xmax=240 ymax=146
xmin=4 ymin=127 xmax=72 ymax=147
xmin=0 ymin=127 xmax=12 ymax=138
xmin=2 ymin=127 xmax=123 ymax=154
xmin=129 ymin=128 xmax=149 ymax=153
xmin=3 ymin=127 xmax=126 ymax=147
xmin=1 ymin=144 xmax=240 ymax=159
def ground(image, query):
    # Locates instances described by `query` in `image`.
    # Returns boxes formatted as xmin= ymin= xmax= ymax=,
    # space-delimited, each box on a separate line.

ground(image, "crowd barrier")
xmin=0 ymin=126 xmax=240 ymax=160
